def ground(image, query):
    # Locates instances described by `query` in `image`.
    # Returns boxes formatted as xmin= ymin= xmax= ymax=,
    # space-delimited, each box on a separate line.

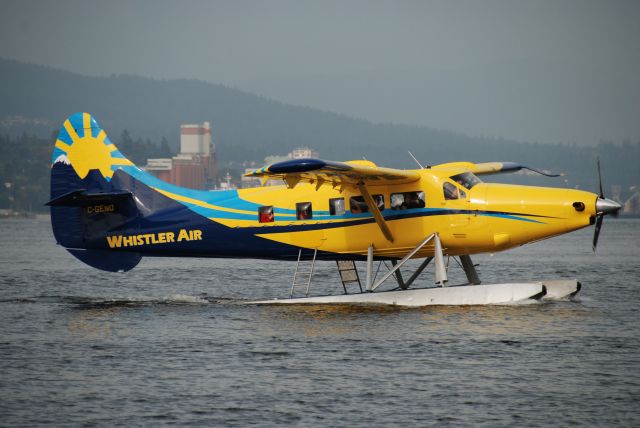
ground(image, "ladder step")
xmin=339 ymin=272 xmax=359 ymax=282
xmin=336 ymin=260 xmax=362 ymax=294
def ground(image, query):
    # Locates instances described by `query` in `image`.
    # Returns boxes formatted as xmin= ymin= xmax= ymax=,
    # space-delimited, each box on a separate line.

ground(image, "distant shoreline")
xmin=0 ymin=212 xmax=50 ymax=221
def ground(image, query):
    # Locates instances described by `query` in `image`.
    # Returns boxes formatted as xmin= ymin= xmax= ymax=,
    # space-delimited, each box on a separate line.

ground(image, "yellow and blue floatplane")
xmin=48 ymin=113 xmax=621 ymax=306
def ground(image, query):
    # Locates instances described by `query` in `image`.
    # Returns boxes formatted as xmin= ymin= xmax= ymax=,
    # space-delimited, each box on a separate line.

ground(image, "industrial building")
xmin=144 ymin=122 xmax=217 ymax=189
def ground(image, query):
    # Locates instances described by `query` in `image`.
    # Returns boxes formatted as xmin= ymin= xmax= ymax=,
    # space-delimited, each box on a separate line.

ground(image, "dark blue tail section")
xmin=49 ymin=113 xmax=142 ymax=272
xmin=49 ymin=112 xmax=316 ymax=270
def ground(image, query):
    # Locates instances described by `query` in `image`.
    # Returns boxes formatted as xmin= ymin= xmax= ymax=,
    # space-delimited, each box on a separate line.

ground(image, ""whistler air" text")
xmin=106 ymin=229 xmax=203 ymax=248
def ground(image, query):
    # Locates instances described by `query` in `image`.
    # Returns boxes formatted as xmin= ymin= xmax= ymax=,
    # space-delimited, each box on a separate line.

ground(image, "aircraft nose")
xmin=596 ymin=197 xmax=622 ymax=215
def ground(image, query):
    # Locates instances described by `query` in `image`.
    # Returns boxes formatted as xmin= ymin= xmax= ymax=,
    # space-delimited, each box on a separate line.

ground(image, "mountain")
xmin=0 ymin=58 xmax=638 ymax=195
xmin=239 ymin=62 xmax=640 ymax=147
xmin=0 ymin=58 xmax=527 ymax=163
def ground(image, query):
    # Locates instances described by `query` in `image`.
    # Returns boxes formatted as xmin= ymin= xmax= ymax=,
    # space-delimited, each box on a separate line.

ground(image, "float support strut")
xmin=390 ymin=260 xmax=406 ymax=289
xmin=371 ymin=234 xmax=436 ymax=291
xmin=403 ymin=257 xmax=433 ymax=289
xmin=460 ymin=255 xmax=481 ymax=285
xmin=365 ymin=245 xmax=374 ymax=291
xmin=434 ymin=233 xmax=448 ymax=286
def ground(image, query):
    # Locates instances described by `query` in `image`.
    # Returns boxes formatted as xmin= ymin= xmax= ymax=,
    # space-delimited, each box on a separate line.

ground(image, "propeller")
xmin=592 ymin=158 xmax=622 ymax=251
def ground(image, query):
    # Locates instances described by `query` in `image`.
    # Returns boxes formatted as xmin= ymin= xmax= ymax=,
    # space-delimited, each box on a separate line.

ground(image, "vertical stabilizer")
xmin=49 ymin=112 xmax=142 ymax=272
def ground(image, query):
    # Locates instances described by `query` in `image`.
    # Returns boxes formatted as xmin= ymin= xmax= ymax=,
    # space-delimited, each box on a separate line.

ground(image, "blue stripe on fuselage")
xmin=119 ymin=165 xmax=308 ymax=215
xmin=116 ymin=166 xmax=551 ymax=229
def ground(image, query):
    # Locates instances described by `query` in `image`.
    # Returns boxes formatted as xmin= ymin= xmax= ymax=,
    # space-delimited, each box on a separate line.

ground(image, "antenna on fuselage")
xmin=407 ymin=151 xmax=426 ymax=169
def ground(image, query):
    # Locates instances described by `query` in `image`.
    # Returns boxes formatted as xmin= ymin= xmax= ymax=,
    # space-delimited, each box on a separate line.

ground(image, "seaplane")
xmin=48 ymin=113 xmax=621 ymax=306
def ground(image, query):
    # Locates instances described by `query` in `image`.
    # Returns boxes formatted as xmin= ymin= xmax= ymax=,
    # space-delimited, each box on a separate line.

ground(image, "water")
xmin=1 ymin=218 xmax=639 ymax=427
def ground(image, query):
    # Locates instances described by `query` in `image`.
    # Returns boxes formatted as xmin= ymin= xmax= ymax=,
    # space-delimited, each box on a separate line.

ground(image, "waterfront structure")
xmin=289 ymin=147 xmax=319 ymax=159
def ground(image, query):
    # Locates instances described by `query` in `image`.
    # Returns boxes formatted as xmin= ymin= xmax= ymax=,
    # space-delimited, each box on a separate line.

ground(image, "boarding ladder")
xmin=336 ymin=260 xmax=363 ymax=294
xmin=290 ymin=249 xmax=317 ymax=298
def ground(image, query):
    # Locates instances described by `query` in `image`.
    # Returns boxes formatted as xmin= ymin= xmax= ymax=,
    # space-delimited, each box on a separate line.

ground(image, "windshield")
xmin=449 ymin=172 xmax=482 ymax=190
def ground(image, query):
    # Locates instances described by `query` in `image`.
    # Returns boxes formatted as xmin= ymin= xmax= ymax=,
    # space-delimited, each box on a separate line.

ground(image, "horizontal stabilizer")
xmin=46 ymin=189 xmax=133 ymax=207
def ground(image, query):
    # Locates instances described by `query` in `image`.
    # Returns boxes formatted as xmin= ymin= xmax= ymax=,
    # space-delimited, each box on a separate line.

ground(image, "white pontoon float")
xmin=249 ymin=233 xmax=581 ymax=307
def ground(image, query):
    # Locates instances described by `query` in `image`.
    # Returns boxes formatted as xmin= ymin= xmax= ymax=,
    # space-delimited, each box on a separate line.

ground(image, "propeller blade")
xmin=592 ymin=214 xmax=604 ymax=252
xmin=596 ymin=157 xmax=604 ymax=198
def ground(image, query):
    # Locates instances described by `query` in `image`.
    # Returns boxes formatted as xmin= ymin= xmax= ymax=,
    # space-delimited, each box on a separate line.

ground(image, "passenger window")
xmin=349 ymin=195 xmax=385 ymax=214
xmin=296 ymin=202 xmax=312 ymax=220
xmin=391 ymin=193 xmax=404 ymax=210
xmin=391 ymin=191 xmax=426 ymax=210
xmin=350 ymin=196 xmax=368 ymax=214
xmin=329 ymin=198 xmax=346 ymax=216
xmin=258 ymin=205 xmax=274 ymax=223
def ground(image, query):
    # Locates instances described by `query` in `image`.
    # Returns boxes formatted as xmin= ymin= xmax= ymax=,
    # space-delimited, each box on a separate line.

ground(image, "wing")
xmin=433 ymin=161 xmax=561 ymax=177
xmin=245 ymin=158 xmax=420 ymax=243
xmin=245 ymin=158 xmax=421 ymax=188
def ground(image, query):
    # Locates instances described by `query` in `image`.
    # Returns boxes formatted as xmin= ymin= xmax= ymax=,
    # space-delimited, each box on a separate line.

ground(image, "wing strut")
xmin=357 ymin=182 xmax=394 ymax=243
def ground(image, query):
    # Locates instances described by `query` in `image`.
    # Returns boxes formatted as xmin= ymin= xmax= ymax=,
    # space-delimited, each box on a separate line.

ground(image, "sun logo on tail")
xmin=53 ymin=112 xmax=132 ymax=180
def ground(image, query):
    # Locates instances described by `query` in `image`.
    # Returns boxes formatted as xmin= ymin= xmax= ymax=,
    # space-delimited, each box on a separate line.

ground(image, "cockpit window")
xmin=443 ymin=182 xmax=467 ymax=200
xmin=450 ymin=172 xmax=481 ymax=190
xmin=443 ymin=182 xmax=459 ymax=200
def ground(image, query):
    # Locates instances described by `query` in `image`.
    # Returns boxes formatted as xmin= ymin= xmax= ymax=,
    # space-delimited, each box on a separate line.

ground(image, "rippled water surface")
xmin=1 ymin=218 xmax=639 ymax=427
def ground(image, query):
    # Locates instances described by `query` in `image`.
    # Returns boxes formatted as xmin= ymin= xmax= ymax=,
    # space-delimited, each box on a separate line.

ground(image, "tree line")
xmin=1 ymin=130 xmax=638 ymax=214
xmin=0 ymin=131 xmax=173 ymax=213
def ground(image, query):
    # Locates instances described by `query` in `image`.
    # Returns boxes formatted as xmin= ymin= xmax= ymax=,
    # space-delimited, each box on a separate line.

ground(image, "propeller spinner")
xmin=592 ymin=158 xmax=622 ymax=251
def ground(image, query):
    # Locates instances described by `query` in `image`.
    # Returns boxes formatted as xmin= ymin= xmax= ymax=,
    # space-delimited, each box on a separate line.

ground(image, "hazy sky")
xmin=1 ymin=0 xmax=639 ymax=144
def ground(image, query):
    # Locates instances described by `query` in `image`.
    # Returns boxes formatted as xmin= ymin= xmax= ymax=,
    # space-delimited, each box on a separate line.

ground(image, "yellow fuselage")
xmin=226 ymin=168 xmax=597 ymax=258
